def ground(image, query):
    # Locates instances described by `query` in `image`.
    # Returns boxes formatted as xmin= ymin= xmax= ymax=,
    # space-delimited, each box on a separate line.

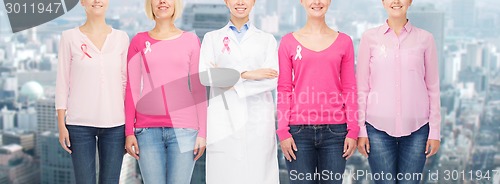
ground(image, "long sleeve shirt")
xmin=277 ymin=32 xmax=359 ymax=141
xmin=55 ymin=27 xmax=129 ymax=128
xmin=124 ymin=31 xmax=207 ymax=138
xmin=356 ymin=21 xmax=441 ymax=140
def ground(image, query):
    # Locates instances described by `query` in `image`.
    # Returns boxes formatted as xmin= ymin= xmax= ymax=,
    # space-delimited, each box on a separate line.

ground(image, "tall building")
xmin=0 ymin=144 xmax=39 ymax=184
xmin=458 ymin=68 xmax=489 ymax=93
xmin=462 ymin=41 xmax=485 ymax=70
xmin=0 ymin=74 xmax=17 ymax=107
xmin=251 ymin=0 xmax=268 ymax=30
xmin=451 ymin=0 xmax=476 ymax=29
xmin=39 ymin=131 xmax=75 ymax=184
xmin=409 ymin=4 xmax=445 ymax=82
xmin=277 ymin=1 xmax=302 ymax=33
xmin=16 ymin=107 xmax=37 ymax=132
xmin=443 ymin=52 xmax=462 ymax=86
xmin=35 ymin=98 xmax=57 ymax=133
xmin=35 ymin=98 xmax=57 ymax=157
xmin=181 ymin=4 xmax=230 ymax=40
xmin=0 ymin=106 xmax=16 ymax=130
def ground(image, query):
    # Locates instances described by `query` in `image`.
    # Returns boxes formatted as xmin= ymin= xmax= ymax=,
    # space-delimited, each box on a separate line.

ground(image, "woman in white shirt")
xmin=200 ymin=0 xmax=280 ymax=183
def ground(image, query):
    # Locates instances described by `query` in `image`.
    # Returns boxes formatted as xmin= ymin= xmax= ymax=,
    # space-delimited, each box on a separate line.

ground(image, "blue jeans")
xmin=135 ymin=127 xmax=198 ymax=184
xmin=67 ymin=125 xmax=125 ymax=184
xmin=366 ymin=123 xmax=429 ymax=184
xmin=285 ymin=124 xmax=348 ymax=184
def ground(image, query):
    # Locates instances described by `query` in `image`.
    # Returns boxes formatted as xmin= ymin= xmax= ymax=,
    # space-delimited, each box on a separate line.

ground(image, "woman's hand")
xmin=280 ymin=137 xmax=298 ymax=162
xmin=193 ymin=137 xmax=206 ymax=161
xmin=58 ymin=126 xmax=72 ymax=154
xmin=125 ymin=135 xmax=140 ymax=160
xmin=343 ymin=137 xmax=357 ymax=160
xmin=425 ymin=139 xmax=440 ymax=158
xmin=57 ymin=109 xmax=71 ymax=154
xmin=357 ymin=137 xmax=370 ymax=158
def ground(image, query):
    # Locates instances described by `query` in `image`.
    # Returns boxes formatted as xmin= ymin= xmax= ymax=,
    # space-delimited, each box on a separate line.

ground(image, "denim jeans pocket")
xmin=327 ymin=126 xmax=348 ymax=136
xmin=179 ymin=128 xmax=198 ymax=132
xmin=289 ymin=126 xmax=303 ymax=135
xmin=174 ymin=128 xmax=199 ymax=139
xmin=134 ymin=128 xmax=147 ymax=136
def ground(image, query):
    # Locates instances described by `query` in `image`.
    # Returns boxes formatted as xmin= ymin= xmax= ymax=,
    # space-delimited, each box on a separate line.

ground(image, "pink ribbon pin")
xmin=221 ymin=37 xmax=231 ymax=54
xmin=81 ymin=44 xmax=92 ymax=59
xmin=144 ymin=41 xmax=152 ymax=54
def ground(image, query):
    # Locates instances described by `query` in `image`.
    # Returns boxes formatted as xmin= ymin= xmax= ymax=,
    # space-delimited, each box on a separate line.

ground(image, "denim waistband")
xmin=290 ymin=124 xmax=347 ymax=130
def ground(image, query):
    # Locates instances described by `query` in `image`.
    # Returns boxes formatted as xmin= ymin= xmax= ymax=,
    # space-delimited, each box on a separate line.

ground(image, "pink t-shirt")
xmin=125 ymin=32 xmax=207 ymax=137
xmin=277 ymin=32 xmax=359 ymax=141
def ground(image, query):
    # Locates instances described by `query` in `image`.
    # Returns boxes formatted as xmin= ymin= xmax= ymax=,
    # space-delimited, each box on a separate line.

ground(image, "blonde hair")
xmin=145 ymin=0 xmax=183 ymax=20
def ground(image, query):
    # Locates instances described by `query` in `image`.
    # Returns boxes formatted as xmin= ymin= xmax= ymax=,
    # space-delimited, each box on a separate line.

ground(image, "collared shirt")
xmin=228 ymin=21 xmax=250 ymax=42
xmin=357 ymin=20 xmax=441 ymax=140
xmin=56 ymin=27 xmax=129 ymax=128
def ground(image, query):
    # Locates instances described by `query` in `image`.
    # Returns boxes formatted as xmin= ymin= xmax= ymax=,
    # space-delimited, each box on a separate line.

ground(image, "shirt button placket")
xmin=395 ymin=42 xmax=401 ymax=135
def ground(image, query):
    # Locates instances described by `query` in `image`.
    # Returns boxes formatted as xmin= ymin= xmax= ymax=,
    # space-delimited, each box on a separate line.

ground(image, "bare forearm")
xmin=57 ymin=109 xmax=66 ymax=129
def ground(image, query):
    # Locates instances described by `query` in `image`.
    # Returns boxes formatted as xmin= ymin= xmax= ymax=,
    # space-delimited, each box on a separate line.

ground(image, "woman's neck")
xmin=152 ymin=19 xmax=178 ymax=33
xmin=387 ymin=17 xmax=408 ymax=36
xmin=229 ymin=16 xmax=249 ymax=31
xmin=302 ymin=17 xmax=331 ymax=34
xmin=81 ymin=16 xmax=109 ymax=33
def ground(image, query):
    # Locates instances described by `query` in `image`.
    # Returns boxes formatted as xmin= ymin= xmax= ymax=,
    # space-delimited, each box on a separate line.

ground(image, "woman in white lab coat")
xmin=199 ymin=0 xmax=280 ymax=183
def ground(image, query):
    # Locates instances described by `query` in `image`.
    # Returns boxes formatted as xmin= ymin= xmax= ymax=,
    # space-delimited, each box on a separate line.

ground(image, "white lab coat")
xmin=199 ymin=23 xmax=280 ymax=184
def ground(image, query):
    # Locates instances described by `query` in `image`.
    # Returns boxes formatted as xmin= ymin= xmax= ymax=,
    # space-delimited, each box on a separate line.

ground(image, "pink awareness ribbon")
xmin=81 ymin=44 xmax=92 ymax=60
xmin=221 ymin=37 xmax=231 ymax=54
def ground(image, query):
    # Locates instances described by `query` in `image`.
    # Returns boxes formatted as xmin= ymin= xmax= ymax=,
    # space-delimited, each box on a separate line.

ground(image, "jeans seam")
xmin=315 ymin=129 xmax=321 ymax=146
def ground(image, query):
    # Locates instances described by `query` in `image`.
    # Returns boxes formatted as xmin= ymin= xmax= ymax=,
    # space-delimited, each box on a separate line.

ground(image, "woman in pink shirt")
xmin=357 ymin=0 xmax=441 ymax=183
xmin=55 ymin=0 xmax=129 ymax=183
xmin=124 ymin=0 xmax=207 ymax=183
xmin=277 ymin=0 xmax=359 ymax=183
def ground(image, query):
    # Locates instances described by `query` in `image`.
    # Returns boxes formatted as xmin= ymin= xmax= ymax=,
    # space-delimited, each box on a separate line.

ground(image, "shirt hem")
xmin=65 ymin=122 xmax=125 ymax=128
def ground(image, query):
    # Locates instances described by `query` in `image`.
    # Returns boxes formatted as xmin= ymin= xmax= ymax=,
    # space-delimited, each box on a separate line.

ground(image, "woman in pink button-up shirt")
xmin=357 ymin=0 xmax=441 ymax=183
xmin=55 ymin=0 xmax=129 ymax=183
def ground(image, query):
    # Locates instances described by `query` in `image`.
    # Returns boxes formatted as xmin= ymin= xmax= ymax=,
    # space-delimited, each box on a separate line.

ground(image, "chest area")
xmin=70 ymin=38 xmax=121 ymax=68
xmin=139 ymin=39 xmax=191 ymax=74
xmin=212 ymin=34 xmax=269 ymax=69
xmin=369 ymin=37 xmax=426 ymax=71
